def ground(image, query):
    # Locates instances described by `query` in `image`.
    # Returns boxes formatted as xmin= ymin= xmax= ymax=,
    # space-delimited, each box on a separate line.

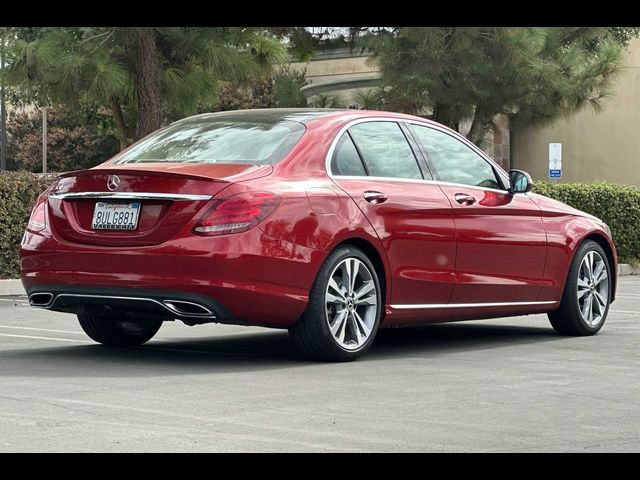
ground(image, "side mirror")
xmin=508 ymin=169 xmax=533 ymax=194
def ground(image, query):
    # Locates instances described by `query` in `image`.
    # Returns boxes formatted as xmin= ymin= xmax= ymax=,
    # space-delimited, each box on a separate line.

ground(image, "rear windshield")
xmin=109 ymin=119 xmax=306 ymax=165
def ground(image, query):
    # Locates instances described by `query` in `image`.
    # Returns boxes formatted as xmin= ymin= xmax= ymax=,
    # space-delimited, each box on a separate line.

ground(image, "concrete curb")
xmin=0 ymin=279 xmax=25 ymax=296
xmin=619 ymin=263 xmax=640 ymax=276
xmin=1 ymin=263 xmax=638 ymax=297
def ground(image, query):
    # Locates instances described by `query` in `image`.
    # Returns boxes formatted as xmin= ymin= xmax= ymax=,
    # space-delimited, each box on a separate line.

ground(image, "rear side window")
xmin=110 ymin=120 xmax=306 ymax=165
xmin=330 ymin=133 xmax=368 ymax=176
xmin=348 ymin=122 xmax=423 ymax=180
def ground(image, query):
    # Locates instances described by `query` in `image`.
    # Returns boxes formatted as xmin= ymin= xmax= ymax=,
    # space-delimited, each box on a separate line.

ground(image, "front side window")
xmin=348 ymin=122 xmax=423 ymax=180
xmin=109 ymin=120 xmax=306 ymax=165
xmin=409 ymin=125 xmax=502 ymax=189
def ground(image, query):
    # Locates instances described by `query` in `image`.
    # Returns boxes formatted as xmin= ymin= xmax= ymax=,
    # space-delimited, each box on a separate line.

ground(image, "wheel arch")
xmin=581 ymin=232 xmax=618 ymax=302
xmin=331 ymin=237 xmax=389 ymax=308
xmin=559 ymin=231 xmax=618 ymax=303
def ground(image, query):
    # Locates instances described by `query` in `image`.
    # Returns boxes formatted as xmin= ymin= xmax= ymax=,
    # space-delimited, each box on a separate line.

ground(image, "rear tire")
xmin=548 ymin=240 xmax=612 ymax=336
xmin=78 ymin=308 xmax=163 ymax=346
xmin=289 ymin=246 xmax=383 ymax=362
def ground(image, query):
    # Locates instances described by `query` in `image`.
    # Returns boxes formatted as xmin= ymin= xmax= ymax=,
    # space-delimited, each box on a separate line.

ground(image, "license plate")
xmin=91 ymin=202 xmax=141 ymax=230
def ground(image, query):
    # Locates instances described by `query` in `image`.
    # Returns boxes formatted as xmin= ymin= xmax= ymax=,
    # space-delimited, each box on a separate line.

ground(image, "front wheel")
xmin=78 ymin=308 xmax=163 ymax=346
xmin=289 ymin=246 xmax=383 ymax=362
xmin=548 ymin=240 xmax=612 ymax=336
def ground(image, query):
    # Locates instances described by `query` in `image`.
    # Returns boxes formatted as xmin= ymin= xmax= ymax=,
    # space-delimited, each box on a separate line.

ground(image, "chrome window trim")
xmin=328 ymin=175 xmax=517 ymax=196
xmin=435 ymin=181 xmax=515 ymax=195
xmin=330 ymin=175 xmax=439 ymax=185
xmin=325 ymin=117 xmax=513 ymax=194
xmin=390 ymin=300 xmax=557 ymax=310
xmin=49 ymin=192 xmax=213 ymax=202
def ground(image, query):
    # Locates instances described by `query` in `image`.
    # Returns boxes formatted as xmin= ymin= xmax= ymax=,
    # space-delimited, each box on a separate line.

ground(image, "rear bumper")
xmin=26 ymin=284 xmax=234 ymax=323
xmin=21 ymin=226 xmax=325 ymax=328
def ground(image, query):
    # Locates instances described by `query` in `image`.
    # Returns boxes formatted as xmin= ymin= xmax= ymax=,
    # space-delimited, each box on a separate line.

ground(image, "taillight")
xmin=193 ymin=191 xmax=281 ymax=236
xmin=27 ymin=201 xmax=47 ymax=233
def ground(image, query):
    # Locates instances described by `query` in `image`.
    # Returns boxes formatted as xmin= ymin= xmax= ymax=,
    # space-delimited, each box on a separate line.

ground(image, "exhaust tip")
xmin=29 ymin=292 xmax=54 ymax=307
xmin=163 ymin=300 xmax=214 ymax=317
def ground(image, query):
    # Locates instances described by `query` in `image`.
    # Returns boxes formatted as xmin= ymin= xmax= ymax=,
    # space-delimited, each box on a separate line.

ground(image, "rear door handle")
xmin=454 ymin=193 xmax=476 ymax=205
xmin=363 ymin=191 xmax=388 ymax=204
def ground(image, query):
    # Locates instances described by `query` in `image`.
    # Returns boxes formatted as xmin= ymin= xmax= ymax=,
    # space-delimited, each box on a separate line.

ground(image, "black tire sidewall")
xmin=78 ymin=308 xmax=163 ymax=346
xmin=566 ymin=240 xmax=612 ymax=335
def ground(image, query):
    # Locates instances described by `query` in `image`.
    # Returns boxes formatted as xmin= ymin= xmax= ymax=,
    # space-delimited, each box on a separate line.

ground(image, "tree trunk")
xmin=134 ymin=28 xmax=162 ymax=140
xmin=466 ymin=110 xmax=487 ymax=145
xmin=431 ymin=102 xmax=457 ymax=131
xmin=110 ymin=97 xmax=132 ymax=150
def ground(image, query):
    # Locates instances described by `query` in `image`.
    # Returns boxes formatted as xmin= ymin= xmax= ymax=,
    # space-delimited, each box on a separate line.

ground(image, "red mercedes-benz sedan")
xmin=21 ymin=109 xmax=617 ymax=361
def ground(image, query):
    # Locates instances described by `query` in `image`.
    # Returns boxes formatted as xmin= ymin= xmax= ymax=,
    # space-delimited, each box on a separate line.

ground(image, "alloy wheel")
xmin=577 ymin=251 xmax=609 ymax=327
xmin=325 ymin=257 xmax=378 ymax=351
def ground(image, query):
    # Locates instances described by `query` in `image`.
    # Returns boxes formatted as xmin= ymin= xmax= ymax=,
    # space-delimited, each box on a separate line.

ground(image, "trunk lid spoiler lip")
xmin=58 ymin=168 xmax=227 ymax=183
xmin=58 ymin=163 xmax=275 ymax=183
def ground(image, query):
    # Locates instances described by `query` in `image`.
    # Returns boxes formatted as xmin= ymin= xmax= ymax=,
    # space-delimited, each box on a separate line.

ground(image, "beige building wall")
xmin=290 ymin=55 xmax=377 ymax=84
xmin=289 ymin=54 xmax=380 ymax=107
xmin=512 ymin=38 xmax=640 ymax=185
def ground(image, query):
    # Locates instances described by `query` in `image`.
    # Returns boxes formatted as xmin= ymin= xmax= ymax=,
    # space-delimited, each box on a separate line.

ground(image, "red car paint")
xmin=20 ymin=109 xmax=617 ymax=328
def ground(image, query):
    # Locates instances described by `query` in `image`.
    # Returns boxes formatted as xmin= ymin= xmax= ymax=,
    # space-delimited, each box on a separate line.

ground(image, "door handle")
xmin=363 ymin=191 xmax=388 ymax=204
xmin=454 ymin=193 xmax=476 ymax=205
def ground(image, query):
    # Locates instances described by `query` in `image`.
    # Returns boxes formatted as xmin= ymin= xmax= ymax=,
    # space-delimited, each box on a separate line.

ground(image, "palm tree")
xmin=351 ymin=88 xmax=385 ymax=110
xmin=308 ymin=92 xmax=345 ymax=109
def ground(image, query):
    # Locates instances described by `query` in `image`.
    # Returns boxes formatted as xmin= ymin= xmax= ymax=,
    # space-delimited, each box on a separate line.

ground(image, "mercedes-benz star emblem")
xmin=107 ymin=175 xmax=120 ymax=191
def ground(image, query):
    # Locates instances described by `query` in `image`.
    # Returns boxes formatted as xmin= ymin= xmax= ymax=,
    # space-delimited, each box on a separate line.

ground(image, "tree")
xmin=352 ymin=88 xmax=385 ymax=110
xmin=368 ymin=27 xmax=640 ymax=144
xmin=308 ymin=92 xmax=346 ymax=108
xmin=1 ymin=27 xmax=288 ymax=148
xmin=273 ymin=66 xmax=308 ymax=107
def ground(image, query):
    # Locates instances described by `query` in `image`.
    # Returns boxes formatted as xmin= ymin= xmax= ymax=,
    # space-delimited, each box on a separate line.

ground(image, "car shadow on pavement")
xmin=369 ymin=321 xmax=561 ymax=359
xmin=0 ymin=330 xmax=300 ymax=378
xmin=0 ymin=321 xmax=564 ymax=377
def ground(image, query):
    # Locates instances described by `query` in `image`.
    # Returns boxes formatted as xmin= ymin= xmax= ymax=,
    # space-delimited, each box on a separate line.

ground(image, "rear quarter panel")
xmin=241 ymin=176 xmax=390 ymax=306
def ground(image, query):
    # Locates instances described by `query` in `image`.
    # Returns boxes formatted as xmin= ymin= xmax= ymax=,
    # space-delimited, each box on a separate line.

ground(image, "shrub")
xmin=208 ymin=67 xmax=309 ymax=112
xmin=534 ymin=181 xmax=640 ymax=263
xmin=6 ymin=106 xmax=120 ymax=173
xmin=211 ymin=78 xmax=276 ymax=112
xmin=273 ymin=66 xmax=308 ymax=107
xmin=0 ymin=172 xmax=53 ymax=278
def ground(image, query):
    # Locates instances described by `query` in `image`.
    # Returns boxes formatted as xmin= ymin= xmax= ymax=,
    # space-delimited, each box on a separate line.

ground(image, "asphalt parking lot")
xmin=0 ymin=277 xmax=638 ymax=452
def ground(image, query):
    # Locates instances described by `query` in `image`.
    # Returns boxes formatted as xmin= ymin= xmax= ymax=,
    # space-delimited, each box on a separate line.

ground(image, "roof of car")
xmin=174 ymin=108 xmax=448 ymax=132
xmin=176 ymin=108 xmax=352 ymax=125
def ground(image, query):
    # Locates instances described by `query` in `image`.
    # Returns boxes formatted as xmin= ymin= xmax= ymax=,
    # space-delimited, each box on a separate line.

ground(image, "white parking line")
xmin=610 ymin=309 xmax=638 ymax=315
xmin=0 ymin=333 xmax=91 ymax=343
xmin=0 ymin=325 xmax=85 ymax=335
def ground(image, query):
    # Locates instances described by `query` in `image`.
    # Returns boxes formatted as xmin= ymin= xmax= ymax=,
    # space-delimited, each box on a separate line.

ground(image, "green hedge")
xmin=534 ymin=181 xmax=640 ymax=263
xmin=0 ymin=172 xmax=53 ymax=279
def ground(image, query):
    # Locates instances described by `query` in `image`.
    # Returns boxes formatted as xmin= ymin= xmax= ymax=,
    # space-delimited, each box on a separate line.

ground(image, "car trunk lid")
xmin=47 ymin=163 xmax=272 ymax=246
